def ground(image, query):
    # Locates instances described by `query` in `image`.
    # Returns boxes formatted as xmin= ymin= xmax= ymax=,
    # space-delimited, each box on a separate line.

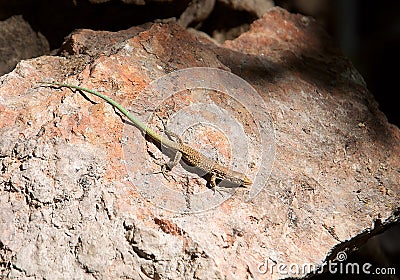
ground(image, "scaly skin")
xmin=40 ymin=81 xmax=252 ymax=188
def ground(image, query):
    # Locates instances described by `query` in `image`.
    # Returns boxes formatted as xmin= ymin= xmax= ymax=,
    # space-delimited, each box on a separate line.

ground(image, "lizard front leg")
xmin=209 ymin=173 xmax=225 ymax=195
xmin=154 ymin=149 xmax=182 ymax=181
xmin=164 ymin=150 xmax=182 ymax=172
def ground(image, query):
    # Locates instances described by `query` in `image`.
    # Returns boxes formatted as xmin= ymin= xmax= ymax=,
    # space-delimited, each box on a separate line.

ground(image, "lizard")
xmin=40 ymin=81 xmax=252 ymax=190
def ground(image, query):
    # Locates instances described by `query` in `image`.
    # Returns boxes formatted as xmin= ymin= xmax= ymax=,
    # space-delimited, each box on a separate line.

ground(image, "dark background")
xmin=277 ymin=0 xmax=400 ymax=128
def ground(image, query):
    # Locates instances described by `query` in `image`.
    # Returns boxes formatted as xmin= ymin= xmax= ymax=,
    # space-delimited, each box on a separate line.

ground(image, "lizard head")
xmin=242 ymin=176 xmax=252 ymax=186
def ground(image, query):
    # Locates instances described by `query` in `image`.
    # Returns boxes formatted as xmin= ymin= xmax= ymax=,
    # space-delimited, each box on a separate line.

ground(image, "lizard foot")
xmin=151 ymin=161 xmax=176 ymax=182
xmin=209 ymin=173 xmax=228 ymax=196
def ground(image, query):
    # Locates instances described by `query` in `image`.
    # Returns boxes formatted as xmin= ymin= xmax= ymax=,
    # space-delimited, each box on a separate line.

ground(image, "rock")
xmin=219 ymin=0 xmax=274 ymax=17
xmin=0 ymin=7 xmax=399 ymax=280
xmin=0 ymin=15 xmax=49 ymax=75
xmin=178 ymin=0 xmax=216 ymax=28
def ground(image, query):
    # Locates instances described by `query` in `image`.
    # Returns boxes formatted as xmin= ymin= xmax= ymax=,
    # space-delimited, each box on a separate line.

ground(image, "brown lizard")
xmin=40 ymin=82 xmax=252 ymax=189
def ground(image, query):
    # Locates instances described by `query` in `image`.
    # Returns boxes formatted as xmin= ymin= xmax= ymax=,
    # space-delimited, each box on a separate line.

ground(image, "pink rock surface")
xmin=0 ymin=7 xmax=398 ymax=280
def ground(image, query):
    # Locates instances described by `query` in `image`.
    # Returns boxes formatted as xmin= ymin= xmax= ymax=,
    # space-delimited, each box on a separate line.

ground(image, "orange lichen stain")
xmin=55 ymin=114 xmax=81 ymax=141
xmin=154 ymin=217 xmax=185 ymax=236
xmin=103 ymin=144 xmax=126 ymax=181
xmin=188 ymin=125 xmax=231 ymax=162
xmin=82 ymin=104 xmax=129 ymax=181
xmin=114 ymin=185 xmax=156 ymax=219
xmin=0 ymin=105 xmax=18 ymax=128
xmin=218 ymin=200 xmax=236 ymax=214
xmin=221 ymin=233 xmax=236 ymax=248
xmin=78 ymin=56 xmax=150 ymax=104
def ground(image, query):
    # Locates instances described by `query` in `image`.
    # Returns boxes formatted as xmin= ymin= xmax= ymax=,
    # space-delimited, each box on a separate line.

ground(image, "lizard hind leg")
xmin=150 ymin=161 xmax=175 ymax=182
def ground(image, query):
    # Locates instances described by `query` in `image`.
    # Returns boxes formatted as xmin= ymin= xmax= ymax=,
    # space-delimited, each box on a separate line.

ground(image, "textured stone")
xmin=219 ymin=0 xmax=274 ymax=17
xmin=0 ymin=15 xmax=49 ymax=75
xmin=0 ymin=7 xmax=399 ymax=280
